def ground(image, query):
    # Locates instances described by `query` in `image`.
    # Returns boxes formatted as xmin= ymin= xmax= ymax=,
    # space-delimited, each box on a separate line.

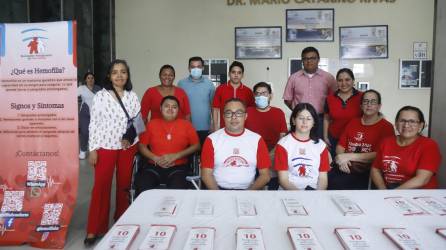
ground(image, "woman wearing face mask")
xmin=245 ymin=82 xmax=287 ymax=190
xmin=323 ymin=68 xmax=363 ymax=159
xmin=327 ymin=89 xmax=395 ymax=190
xmin=274 ymin=103 xmax=330 ymax=190
xmin=371 ymin=106 xmax=441 ymax=189
xmin=78 ymin=72 xmax=102 ymax=159
xmin=135 ymin=96 xmax=200 ymax=195
xmin=140 ymin=64 xmax=191 ymax=123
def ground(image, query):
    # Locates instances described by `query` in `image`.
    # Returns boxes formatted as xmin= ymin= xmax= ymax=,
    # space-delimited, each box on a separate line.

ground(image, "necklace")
xmin=163 ymin=121 xmax=174 ymax=140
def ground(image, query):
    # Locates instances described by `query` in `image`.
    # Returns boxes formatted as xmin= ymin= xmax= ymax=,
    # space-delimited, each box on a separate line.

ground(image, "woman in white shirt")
xmin=84 ymin=59 xmax=140 ymax=246
xmin=78 ymin=72 xmax=101 ymax=159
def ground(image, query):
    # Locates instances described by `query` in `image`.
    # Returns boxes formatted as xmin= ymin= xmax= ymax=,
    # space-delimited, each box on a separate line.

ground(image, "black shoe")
xmin=83 ymin=235 xmax=98 ymax=247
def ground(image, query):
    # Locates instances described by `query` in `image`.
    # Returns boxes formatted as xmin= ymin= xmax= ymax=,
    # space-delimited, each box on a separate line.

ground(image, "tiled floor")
xmin=4 ymin=159 xmax=109 ymax=249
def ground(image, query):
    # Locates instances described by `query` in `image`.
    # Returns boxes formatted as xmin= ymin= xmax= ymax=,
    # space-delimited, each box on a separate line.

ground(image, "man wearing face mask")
xmin=179 ymin=56 xmax=216 ymax=145
xmin=245 ymin=82 xmax=287 ymax=190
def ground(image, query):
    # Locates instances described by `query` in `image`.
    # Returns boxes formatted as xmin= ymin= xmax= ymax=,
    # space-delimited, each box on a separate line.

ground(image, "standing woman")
xmin=140 ymin=64 xmax=191 ymax=123
xmin=275 ymin=103 xmax=330 ymax=190
xmin=371 ymin=106 xmax=442 ymax=189
xmin=328 ymin=89 xmax=395 ymax=190
xmin=323 ymin=68 xmax=363 ymax=158
xmin=78 ymin=72 xmax=101 ymax=159
xmin=84 ymin=59 xmax=140 ymax=246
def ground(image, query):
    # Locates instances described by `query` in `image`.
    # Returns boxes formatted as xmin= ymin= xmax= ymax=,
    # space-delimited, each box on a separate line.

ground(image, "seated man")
xmin=201 ymin=98 xmax=271 ymax=190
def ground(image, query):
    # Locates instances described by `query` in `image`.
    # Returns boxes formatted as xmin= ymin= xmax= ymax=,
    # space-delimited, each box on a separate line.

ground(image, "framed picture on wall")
xmin=286 ymin=9 xmax=334 ymax=42
xmin=339 ymin=25 xmax=388 ymax=59
xmin=235 ymin=26 xmax=282 ymax=59
xmin=399 ymin=59 xmax=432 ymax=89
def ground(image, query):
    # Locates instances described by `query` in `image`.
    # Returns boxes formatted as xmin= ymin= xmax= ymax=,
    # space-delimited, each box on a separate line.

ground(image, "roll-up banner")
xmin=0 ymin=21 xmax=78 ymax=249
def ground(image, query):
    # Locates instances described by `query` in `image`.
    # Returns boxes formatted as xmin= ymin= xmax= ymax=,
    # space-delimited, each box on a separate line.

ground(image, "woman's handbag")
xmin=112 ymin=88 xmax=145 ymax=143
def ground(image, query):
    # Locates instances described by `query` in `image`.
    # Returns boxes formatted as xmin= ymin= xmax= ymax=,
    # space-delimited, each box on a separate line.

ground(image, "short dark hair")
xmin=336 ymin=68 xmax=355 ymax=81
xmin=253 ymin=82 xmax=272 ymax=94
xmin=159 ymin=64 xmax=175 ymax=78
xmin=224 ymin=98 xmax=246 ymax=111
xmin=301 ymin=46 xmax=320 ymax=59
xmin=83 ymin=71 xmax=95 ymax=84
xmin=395 ymin=106 xmax=426 ymax=131
xmin=229 ymin=61 xmax=244 ymax=73
xmin=361 ymin=89 xmax=382 ymax=105
xmin=103 ymin=59 xmax=132 ymax=91
xmin=161 ymin=95 xmax=180 ymax=109
xmin=188 ymin=56 xmax=204 ymax=67
xmin=289 ymin=103 xmax=320 ymax=143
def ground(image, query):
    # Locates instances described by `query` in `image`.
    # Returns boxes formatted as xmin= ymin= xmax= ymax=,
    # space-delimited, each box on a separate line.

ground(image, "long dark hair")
xmin=83 ymin=72 xmax=95 ymax=85
xmin=103 ymin=59 xmax=133 ymax=91
xmin=289 ymin=103 xmax=320 ymax=143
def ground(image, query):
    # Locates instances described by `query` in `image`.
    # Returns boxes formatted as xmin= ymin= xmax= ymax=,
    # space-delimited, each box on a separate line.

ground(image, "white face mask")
xmin=190 ymin=67 xmax=202 ymax=79
xmin=255 ymin=95 xmax=269 ymax=109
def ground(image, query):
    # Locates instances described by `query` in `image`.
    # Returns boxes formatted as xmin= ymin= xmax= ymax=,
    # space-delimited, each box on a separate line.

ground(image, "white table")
xmin=96 ymin=189 xmax=446 ymax=249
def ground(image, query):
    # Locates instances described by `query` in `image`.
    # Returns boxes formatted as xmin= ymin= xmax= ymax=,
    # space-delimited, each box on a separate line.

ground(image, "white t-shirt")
xmin=201 ymin=128 xmax=270 ymax=189
xmin=77 ymin=85 xmax=97 ymax=109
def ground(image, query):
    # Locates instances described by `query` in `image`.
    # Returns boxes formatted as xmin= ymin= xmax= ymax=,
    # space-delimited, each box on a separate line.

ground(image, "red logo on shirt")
xmin=223 ymin=156 xmax=249 ymax=168
xmin=383 ymin=155 xmax=400 ymax=173
xmin=298 ymin=165 xmax=306 ymax=176
xmin=354 ymin=132 xmax=364 ymax=142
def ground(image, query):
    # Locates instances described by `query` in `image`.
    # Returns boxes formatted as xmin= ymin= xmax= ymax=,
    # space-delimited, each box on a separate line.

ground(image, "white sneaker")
xmin=79 ymin=151 xmax=86 ymax=160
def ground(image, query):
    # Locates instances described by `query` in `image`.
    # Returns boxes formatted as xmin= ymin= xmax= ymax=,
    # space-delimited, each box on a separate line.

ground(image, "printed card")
xmin=282 ymin=198 xmax=308 ymax=216
xmin=236 ymin=227 xmax=266 ymax=250
xmin=436 ymin=228 xmax=446 ymax=240
xmin=384 ymin=196 xmax=429 ymax=216
xmin=193 ymin=199 xmax=214 ymax=217
xmin=182 ymin=227 xmax=215 ymax=250
xmin=335 ymin=227 xmax=371 ymax=250
xmin=154 ymin=196 xmax=179 ymax=217
xmin=383 ymin=228 xmax=422 ymax=250
xmin=95 ymin=224 xmax=139 ymax=250
xmin=237 ymin=197 xmax=257 ymax=217
xmin=138 ymin=224 xmax=176 ymax=250
xmin=413 ymin=196 xmax=446 ymax=216
xmin=288 ymin=227 xmax=323 ymax=250
xmin=331 ymin=195 xmax=364 ymax=216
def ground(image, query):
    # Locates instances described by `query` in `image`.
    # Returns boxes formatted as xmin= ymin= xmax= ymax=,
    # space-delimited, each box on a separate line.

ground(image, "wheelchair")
xmin=129 ymin=152 xmax=201 ymax=203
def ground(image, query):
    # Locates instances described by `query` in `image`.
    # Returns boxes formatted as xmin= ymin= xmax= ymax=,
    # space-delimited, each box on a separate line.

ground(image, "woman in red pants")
xmin=84 ymin=59 xmax=140 ymax=246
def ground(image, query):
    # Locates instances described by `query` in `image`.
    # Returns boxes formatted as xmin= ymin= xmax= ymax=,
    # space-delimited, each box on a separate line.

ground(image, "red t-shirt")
xmin=325 ymin=90 xmax=363 ymax=139
xmin=140 ymin=86 xmax=191 ymax=122
xmin=338 ymin=117 xmax=395 ymax=153
xmin=245 ymin=106 xmax=288 ymax=150
xmin=212 ymin=82 xmax=255 ymax=128
xmin=372 ymin=136 xmax=442 ymax=189
xmin=139 ymin=118 xmax=199 ymax=166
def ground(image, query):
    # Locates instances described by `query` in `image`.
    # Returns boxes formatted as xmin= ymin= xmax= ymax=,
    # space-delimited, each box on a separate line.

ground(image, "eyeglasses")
xmin=223 ymin=110 xmax=246 ymax=118
xmin=255 ymin=91 xmax=269 ymax=97
xmin=397 ymin=119 xmax=420 ymax=126
xmin=362 ymin=99 xmax=379 ymax=105
xmin=302 ymin=57 xmax=318 ymax=62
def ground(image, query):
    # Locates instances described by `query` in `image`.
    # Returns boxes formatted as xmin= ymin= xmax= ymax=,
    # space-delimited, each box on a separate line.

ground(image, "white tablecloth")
xmin=96 ymin=189 xmax=446 ymax=249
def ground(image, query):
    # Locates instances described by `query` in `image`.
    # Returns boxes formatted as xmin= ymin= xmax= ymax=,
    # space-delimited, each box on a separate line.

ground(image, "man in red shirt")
xmin=245 ymin=82 xmax=287 ymax=189
xmin=212 ymin=61 xmax=255 ymax=131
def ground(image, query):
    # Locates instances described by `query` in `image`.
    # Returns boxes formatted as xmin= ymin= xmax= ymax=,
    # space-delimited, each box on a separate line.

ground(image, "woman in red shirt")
xmin=140 ymin=65 xmax=191 ymax=123
xmin=371 ymin=106 xmax=442 ymax=189
xmin=323 ymin=68 xmax=363 ymax=158
xmin=135 ymin=96 xmax=200 ymax=195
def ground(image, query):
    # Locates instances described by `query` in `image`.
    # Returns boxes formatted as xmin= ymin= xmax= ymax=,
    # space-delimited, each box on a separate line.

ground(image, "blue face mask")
xmin=190 ymin=67 xmax=202 ymax=79
xmin=255 ymin=95 xmax=269 ymax=109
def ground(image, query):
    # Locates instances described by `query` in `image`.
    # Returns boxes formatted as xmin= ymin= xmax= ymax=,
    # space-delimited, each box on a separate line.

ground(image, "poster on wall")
xmin=235 ymin=26 xmax=282 ymax=59
xmin=286 ymin=9 xmax=334 ymax=42
xmin=339 ymin=25 xmax=388 ymax=59
xmin=399 ymin=59 xmax=432 ymax=89
xmin=0 ymin=21 xmax=78 ymax=248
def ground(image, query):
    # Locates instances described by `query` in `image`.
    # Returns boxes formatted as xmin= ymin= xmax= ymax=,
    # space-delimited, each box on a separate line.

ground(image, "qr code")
xmin=1 ymin=191 xmax=25 ymax=212
xmin=41 ymin=203 xmax=63 ymax=225
xmin=27 ymin=161 xmax=47 ymax=182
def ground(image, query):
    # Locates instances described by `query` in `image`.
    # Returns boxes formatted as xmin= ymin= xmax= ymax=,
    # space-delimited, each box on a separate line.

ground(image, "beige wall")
xmin=115 ymin=0 xmax=434 ymax=123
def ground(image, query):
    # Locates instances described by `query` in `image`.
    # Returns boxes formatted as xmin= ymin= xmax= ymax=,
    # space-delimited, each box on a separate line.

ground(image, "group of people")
xmin=78 ymin=47 xmax=442 ymax=246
